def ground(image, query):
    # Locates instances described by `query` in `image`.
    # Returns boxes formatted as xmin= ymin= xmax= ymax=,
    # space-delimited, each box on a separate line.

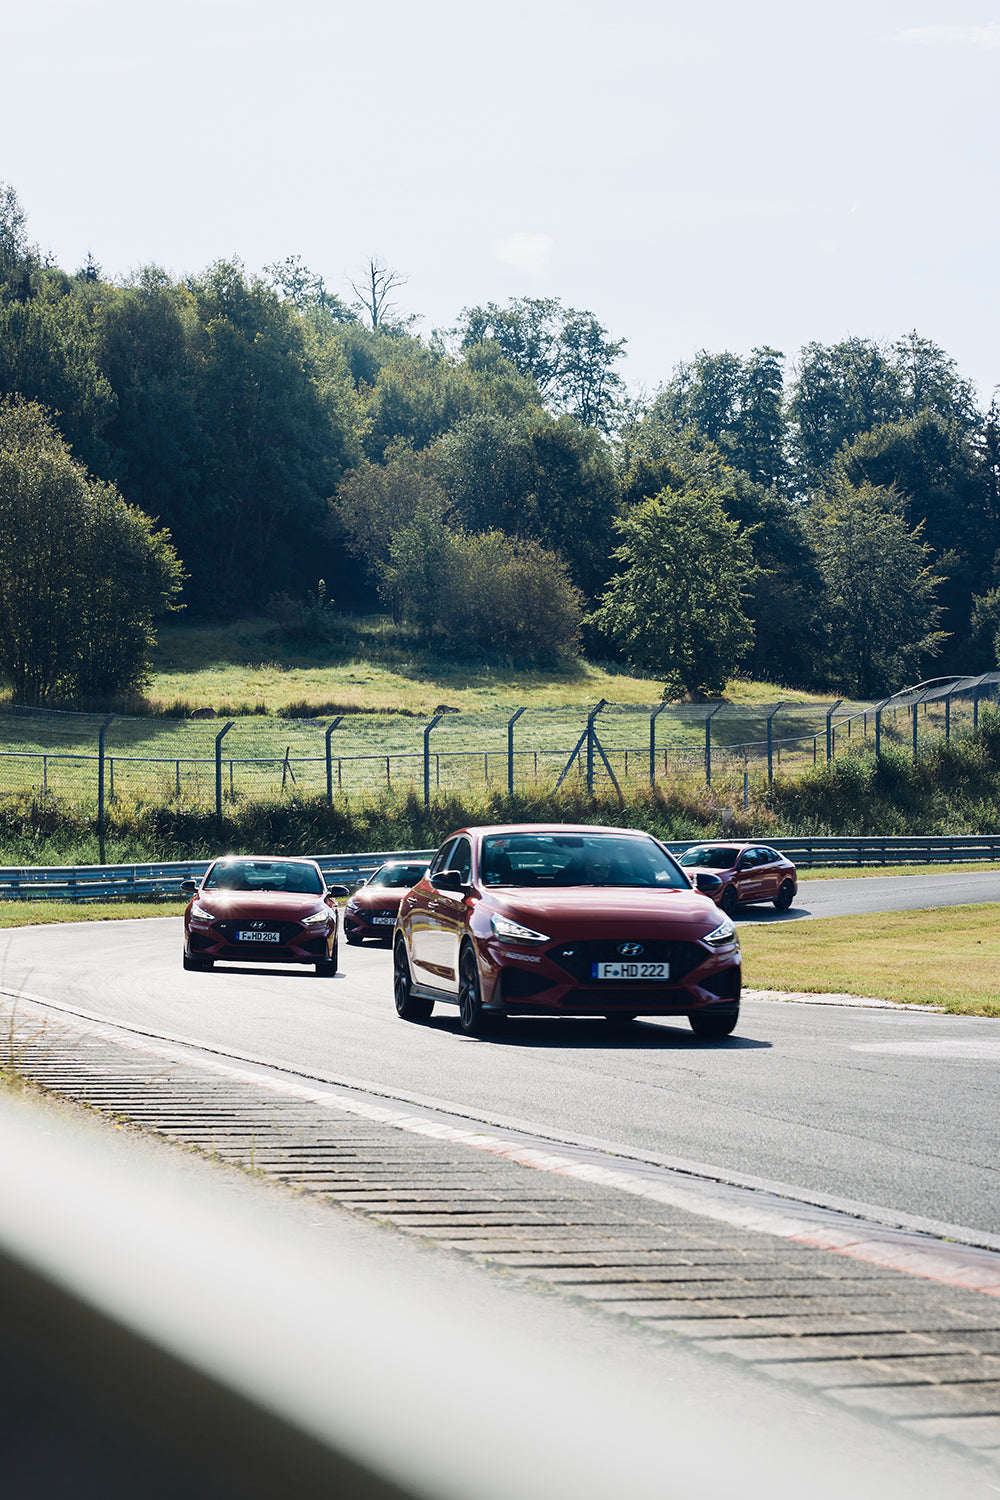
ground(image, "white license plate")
xmin=592 ymin=961 xmax=670 ymax=980
xmin=371 ymin=915 xmax=396 ymax=925
xmin=238 ymin=930 xmax=281 ymax=943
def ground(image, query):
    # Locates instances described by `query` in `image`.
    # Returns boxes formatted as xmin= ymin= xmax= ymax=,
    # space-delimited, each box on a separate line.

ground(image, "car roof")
xmin=441 ymin=823 xmax=655 ymax=840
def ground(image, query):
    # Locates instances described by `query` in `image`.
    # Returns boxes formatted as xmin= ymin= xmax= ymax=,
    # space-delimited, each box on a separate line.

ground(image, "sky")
xmin=5 ymin=0 xmax=1000 ymax=404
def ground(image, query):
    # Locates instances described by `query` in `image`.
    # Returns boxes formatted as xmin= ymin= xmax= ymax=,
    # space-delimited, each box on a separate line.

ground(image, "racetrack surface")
xmin=0 ymin=870 xmax=997 ymax=1239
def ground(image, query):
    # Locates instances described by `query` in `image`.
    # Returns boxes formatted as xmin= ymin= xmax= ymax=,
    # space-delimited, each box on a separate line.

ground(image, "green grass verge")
xmin=0 ymin=900 xmax=187 ymax=927
xmin=739 ymin=904 xmax=1000 ymax=1016
xmin=798 ymin=862 xmax=1000 ymax=880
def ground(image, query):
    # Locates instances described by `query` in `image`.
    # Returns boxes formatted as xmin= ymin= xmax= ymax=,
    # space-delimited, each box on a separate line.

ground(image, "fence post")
xmin=974 ymin=684 xmax=981 ymax=731
xmin=766 ymin=703 xmax=784 ymax=785
xmin=945 ymin=693 xmax=951 ymax=741
xmin=423 ymin=715 xmax=442 ymax=808
xmin=825 ymin=700 xmax=842 ymax=763
xmin=912 ymin=700 xmax=918 ymax=760
xmin=97 ymin=714 xmax=115 ymax=865
xmin=585 ymin=701 xmax=607 ymax=794
xmin=215 ymin=722 xmax=235 ymax=822
xmin=875 ymin=705 xmax=882 ymax=757
xmin=507 ymin=707 xmax=526 ymax=796
xmin=704 ymin=704 xmax=722 ymax=787
xmin=649 ymin=703 xmax=667 ymax=787
xmin=325 ymin=717 xmax=343 ymax=806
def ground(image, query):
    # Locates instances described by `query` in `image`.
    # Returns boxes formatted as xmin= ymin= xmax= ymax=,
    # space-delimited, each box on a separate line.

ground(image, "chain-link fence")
xmin=1 ymin=674 xmax=997 ymax=819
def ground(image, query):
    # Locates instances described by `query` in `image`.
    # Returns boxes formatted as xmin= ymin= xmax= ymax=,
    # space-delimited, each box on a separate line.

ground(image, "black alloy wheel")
xmin=689 ymin=1005 xmax=739 ymax=1039
xmin=394 ymin=938 xmax=433 ymax=1022
xmin=457 ymin=944 xmax=489 ymax=1037
xmin=774 ymin=880 xmax=795 ymax=911
xmin=719 ymin=885 xmax=739 ymax=917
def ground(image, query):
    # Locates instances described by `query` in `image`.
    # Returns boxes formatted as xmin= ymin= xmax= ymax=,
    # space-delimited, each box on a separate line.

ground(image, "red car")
xmin=343 ymin=861 xmax=430 ymax=945
xmin=392 ymin=824 xmax=741 ymax=1038
xmin=678 ymin=843 xmax=797 ymax=915
xmin=181 ymin=856 xmax=349 ymax=975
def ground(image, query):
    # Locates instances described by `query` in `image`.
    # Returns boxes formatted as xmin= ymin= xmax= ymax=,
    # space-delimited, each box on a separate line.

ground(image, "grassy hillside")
xmin=146 ymin=618 xmax=831 ymax=717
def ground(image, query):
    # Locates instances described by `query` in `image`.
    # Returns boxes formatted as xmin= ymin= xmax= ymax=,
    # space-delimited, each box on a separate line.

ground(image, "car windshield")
xmin=204 ymin=859 xmax=324 ymax=895
xmin=480 ymin=833 xmax=688 ymax=889
xmin=369 ymin=864 xmax=428 ymax=888
xmin=679 ymin=847 xmax=740 ymax=870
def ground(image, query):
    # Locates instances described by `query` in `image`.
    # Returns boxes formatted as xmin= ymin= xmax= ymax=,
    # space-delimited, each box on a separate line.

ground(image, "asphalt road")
xmin=741 ymin=865 xmax=1000 ymax=922
xmin=1 ymin=870 xmax=997 ymax=1240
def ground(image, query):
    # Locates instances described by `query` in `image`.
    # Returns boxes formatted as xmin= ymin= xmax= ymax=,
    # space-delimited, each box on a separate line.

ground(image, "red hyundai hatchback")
xmin=182 ymin=856 xmax=349 ymax=975
xmin=393 ymin=824 xmax=741 ymax=1038
xmin=343 ymin=860 xmax=430 ymax=945
xmin=678 ymin=843 xmax=797 ymax=915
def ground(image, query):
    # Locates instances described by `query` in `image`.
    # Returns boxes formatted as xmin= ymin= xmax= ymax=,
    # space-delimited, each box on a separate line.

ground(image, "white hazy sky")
xmin=5 ymin=0 xmax=1000 ymax=402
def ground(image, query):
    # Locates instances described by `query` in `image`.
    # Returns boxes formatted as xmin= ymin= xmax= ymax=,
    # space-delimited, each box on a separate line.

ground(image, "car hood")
xmin=196 ymin=892 xmax=331 ymax=921
xmin=490 ymin=886 xmax=726 ymax=938
xmin=351 ymin=888 xmax=406 ymax=909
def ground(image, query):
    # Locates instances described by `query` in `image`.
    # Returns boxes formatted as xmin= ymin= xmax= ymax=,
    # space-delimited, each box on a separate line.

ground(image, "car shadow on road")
xmin=736 ymin=905 xmax=812 ymax=924
xmin=427 ymin=1017 xmax=771 ymax=1050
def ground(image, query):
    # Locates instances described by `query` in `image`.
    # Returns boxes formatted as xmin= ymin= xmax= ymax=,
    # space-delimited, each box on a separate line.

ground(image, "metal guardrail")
xmin=0 ymin=835 xmax=998 ymax=901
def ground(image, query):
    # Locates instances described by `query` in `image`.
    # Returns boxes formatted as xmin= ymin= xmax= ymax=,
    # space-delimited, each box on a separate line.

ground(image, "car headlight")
xmin=703 ymin=918 xmax=737 ymax=947
xmin=301 ymin=908 xmax=332 ymax=926
xmin=190 ymin=902 xmax=216 ymax=922
xmin=345 ymin=899 xmax=358 ymax=911
xmin=490 ymin=913 xmax=550 ymax=944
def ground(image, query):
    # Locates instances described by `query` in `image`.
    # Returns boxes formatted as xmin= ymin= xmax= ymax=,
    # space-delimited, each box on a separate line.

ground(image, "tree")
xmin=456 ymin=297 xmax=626 ymax=432
xmin=350 ymin=256 xmax=410 ymax=330
xmin=787 ymin=337 xmax=904 ymax=486
xmin=264 ymin=255 xmax=355 ymax=322
xmin=387 ymin=517 xmax=583 ymax=661
xmin=590 ymin=487 xmax=757 ymax=697
xmin=834 ymin=411 xmax=996 ymax=669
xmin=646 ymin=347 xmax=788 ymax=489
xmin=806 ymin=476 xmax=946 ymax=697
xmin=434 ymin=410 xmax=620 ymax=599
xmin=0 ymin=399 xmax=182 ymax=706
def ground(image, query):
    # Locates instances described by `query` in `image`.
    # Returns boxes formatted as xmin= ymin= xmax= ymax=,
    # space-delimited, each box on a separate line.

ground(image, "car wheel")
xmin=774 ymin=880 xmax=795 ymax=911
xmin=394 ymin=937 xmax=433 ymax=1022
xmin=719 ymin=885 xmax=739 ymax=917
xmin=183 ymin=952 xmax=213 ymax=972
xmin=689 ymin=1005 xmax=739 ymax=1039
xmin=315 ymin=957 xmax=337 ymax=976
xmin=457 ymin=944 xmax=489 ymax=1037
xmin=345 ymin=929 xmax=363 ymax=946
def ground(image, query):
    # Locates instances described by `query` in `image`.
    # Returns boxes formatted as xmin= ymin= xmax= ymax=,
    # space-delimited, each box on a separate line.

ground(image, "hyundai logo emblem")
xmin=617 ymin=941 xmax=644 ymax=957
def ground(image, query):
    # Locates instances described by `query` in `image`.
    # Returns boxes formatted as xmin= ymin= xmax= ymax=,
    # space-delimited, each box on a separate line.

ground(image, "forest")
xmin=2 ymin=179 xmax=999 ymax=705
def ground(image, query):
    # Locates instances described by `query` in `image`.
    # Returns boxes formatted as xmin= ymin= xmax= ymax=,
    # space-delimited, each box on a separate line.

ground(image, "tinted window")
xmin=204 ymin=859 xmax=323 ymax=894
xmin=480 ymin=832 xmax=688 ymax=889
xmin=369 ymin=864 xmax=428 ymax=888
xmin=757 ymin=847 xmax=779 ymax=864
xmin=451 ymin=838 xmax=472 ymax=884
xmin=679 ymin=846 xmax=739 ymax=870
xmin=429 ymin=839 xmax=459 ymax=879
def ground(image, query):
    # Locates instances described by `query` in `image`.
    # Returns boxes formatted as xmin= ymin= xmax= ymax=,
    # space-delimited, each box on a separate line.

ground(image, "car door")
xmin=430 ymin=835 xmax=472 ymax=995
xmin=755 ymin=847 xmax=782 ymax=901
xmin=734 ymin=847 xmax=763 ymax=901
xmin=408 ymin=838 xmax=458 ymax=985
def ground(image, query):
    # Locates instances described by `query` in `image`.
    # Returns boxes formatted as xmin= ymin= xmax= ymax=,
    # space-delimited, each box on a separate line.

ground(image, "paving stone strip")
xmin=3 ymin=999 xmax=1000 ymax=1477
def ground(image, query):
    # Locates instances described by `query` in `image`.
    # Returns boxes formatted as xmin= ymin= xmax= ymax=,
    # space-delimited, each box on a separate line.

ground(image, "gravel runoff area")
xmin=2 ymin=990 xmax=1000 ymax=1490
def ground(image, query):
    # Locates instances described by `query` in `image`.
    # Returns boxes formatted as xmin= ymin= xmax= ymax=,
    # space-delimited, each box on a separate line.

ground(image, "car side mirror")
xmin=435 ymin=869 xmax=467 ymax=893
xmin=694 ymin=872 xmax=722 ymax=894
xmin=326 ymin=884 xmax=350 ymax=898
xmin=180 ymin=878 xmax=198 ymax=895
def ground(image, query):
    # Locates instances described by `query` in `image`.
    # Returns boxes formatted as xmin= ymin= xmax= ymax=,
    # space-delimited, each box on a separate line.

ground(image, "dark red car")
xmin=343 ymin=860 xmax=430 ymax=945
xmin=678 ymin=842 xmax=797 ymax=915
xmin=182 ymin=856 xmax=349 ymax=976
xmin=392 ymin=824 xmax=741 ymax=1038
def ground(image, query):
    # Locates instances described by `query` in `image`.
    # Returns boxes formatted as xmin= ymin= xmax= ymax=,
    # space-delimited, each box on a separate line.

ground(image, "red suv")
xmin=393 ymin=824 xmax=741 ymax=1038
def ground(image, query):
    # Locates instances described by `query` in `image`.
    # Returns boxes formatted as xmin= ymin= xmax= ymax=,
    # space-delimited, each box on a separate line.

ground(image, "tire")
xmin=315 ymin=957 xmax=337 ymax=976
xmin=774 ymin=880 xmax=795 ymax=911
xmin=604 ymin=1013 xmax=637 ymax=1027
xmin=719 ymin=885 xmax=739 ymax=918
xmin=394 ymin=938 xmax=433 ymax=1022
xmin=457 ymin=944 xmax=489 ymax=1037
xmin=345 ymin=929 xmax=363 ymax=946
xmin=689 ymin=1005 xmax=739 ymax=1039
xmin=183 ymin=952 xmax=212 ymax=972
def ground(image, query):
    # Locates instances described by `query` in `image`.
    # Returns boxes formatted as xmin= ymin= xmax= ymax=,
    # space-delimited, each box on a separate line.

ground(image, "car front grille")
xmin=548 ymin=939 xmax=705 ymax=984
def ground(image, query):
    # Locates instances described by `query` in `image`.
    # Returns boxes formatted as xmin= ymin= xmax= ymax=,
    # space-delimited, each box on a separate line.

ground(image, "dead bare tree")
xmin=350 ymin=256 xmax=408 ymax=329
